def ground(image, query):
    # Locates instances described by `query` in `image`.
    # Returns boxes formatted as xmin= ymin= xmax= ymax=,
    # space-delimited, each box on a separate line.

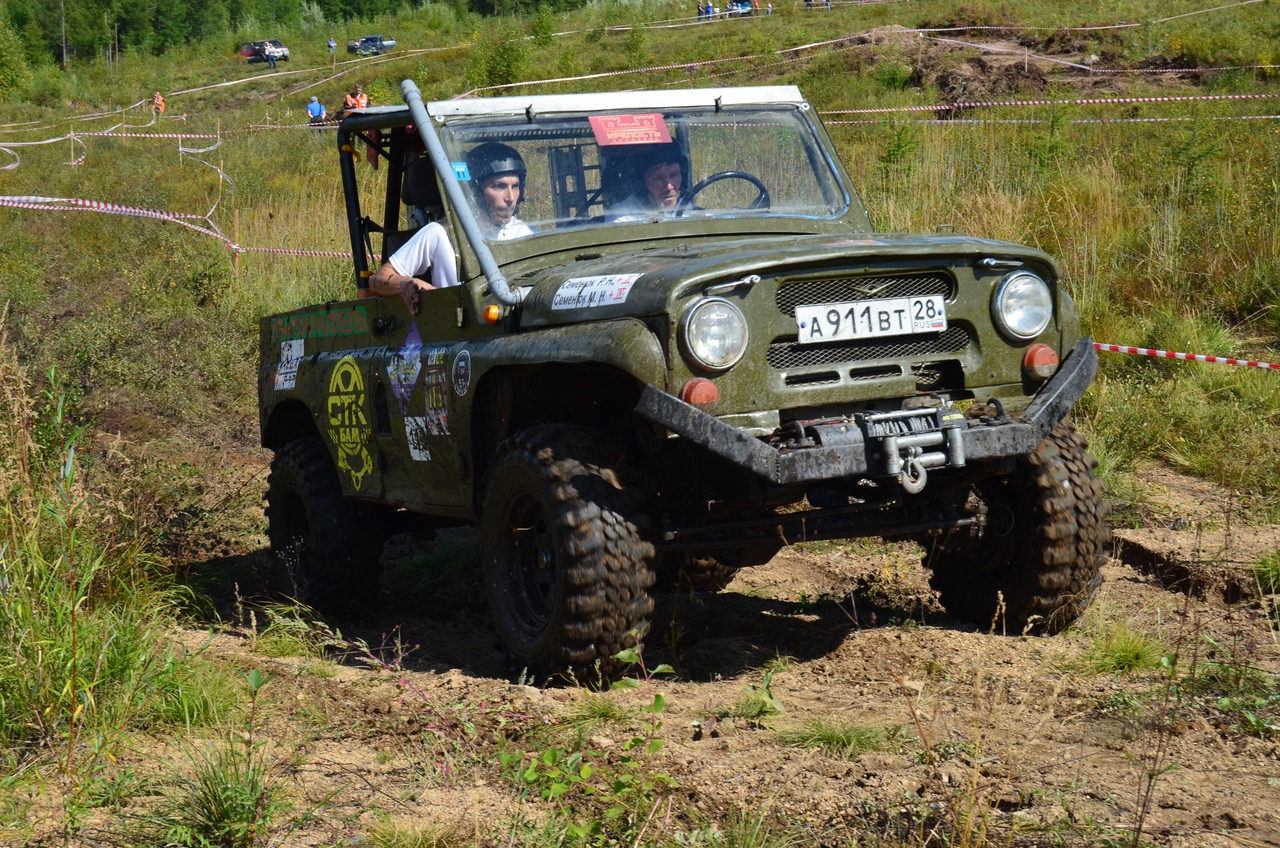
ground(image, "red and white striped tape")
xmin=823 ymin=92 xmax=1280 ymax=115
xmin=0 ymin=195 xmax=207 ymax=220
xmin=0 ymin=193 xmax=359 ymax=259
xmin=826 ymin=114 xmax=1280 ymax=126
xmin=77 ymin=130 xmax=220 ymax=139
xmin=229 ymin=245 xmax=356 ymax=258
xmin=1094 ymin=342 xmax=1280 ymax=371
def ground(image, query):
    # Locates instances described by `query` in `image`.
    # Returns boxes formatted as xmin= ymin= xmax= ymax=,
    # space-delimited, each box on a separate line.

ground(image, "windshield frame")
xmin=431 ymin=92 xmax=854 ymax=245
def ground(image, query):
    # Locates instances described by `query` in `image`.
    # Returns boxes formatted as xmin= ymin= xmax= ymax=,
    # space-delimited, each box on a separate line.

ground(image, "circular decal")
xmin=452 ymin=349 xmax=472 ymax=397
xmin=327 ymin=356 xmax=374 ymax=491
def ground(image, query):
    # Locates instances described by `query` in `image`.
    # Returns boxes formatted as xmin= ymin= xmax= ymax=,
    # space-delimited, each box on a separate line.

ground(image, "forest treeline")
xmin=0 ymin=0 xmax=581 ymax=70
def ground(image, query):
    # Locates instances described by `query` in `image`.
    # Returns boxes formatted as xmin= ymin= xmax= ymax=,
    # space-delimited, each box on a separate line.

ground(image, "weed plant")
xmin=722 ymin=671 xmax=786 ymax=727
xmin=0 ymin=326 xmax=216 ymax=835
xmin=147 ymin=670 xmax=287 ymax=848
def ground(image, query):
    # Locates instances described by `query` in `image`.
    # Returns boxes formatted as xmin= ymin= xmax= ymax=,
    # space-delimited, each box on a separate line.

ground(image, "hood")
xmin=512 ymin=232 xmax=1058 ymax=327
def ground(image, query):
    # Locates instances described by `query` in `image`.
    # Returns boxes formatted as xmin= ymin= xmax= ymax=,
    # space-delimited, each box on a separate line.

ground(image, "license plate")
xmin=795 ymin=295 xmax=947 ymax=344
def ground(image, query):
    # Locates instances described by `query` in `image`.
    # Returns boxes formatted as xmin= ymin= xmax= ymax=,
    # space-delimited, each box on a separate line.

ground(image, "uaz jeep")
xmin=259 ymin=82 xmax=1109 ymax=682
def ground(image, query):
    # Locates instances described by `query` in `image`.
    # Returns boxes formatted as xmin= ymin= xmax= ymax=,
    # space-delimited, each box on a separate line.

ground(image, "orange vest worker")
xmin=343 ymin=86 xmax=369 ymax=110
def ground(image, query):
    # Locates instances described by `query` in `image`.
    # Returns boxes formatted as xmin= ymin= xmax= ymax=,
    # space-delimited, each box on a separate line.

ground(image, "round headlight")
xmin=681 ymin=297 xmax=748 ymax=371
xmin=993 ymin=272 xmax=1053 ymax=340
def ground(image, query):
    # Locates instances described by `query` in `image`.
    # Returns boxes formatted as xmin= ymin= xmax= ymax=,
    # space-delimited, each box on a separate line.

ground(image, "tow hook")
xmin=901 ymin=450 xmax=929 ymax=494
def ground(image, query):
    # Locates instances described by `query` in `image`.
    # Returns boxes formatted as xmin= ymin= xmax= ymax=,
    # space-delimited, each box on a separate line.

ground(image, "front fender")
xmin=467 ymin=318 xmax=667 ymax=386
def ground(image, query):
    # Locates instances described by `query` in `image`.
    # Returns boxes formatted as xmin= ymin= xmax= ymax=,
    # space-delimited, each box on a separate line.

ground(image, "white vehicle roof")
xmin=425 ymin=86 xmax=809 ymax=122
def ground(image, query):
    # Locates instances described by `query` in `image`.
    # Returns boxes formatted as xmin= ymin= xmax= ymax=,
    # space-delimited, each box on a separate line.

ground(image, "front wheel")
xmin=921 ymin=422 xmax=1109 ymax=634
xmin=480 ymin=425 xmax=655 ymax=685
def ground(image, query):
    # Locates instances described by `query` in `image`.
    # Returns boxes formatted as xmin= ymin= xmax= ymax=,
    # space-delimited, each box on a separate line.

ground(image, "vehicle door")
xmin=368 ymin=288 xmax=475 ymax=515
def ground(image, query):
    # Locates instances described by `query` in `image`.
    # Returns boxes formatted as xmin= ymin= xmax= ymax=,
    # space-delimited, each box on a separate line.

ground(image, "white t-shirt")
xmin=607 ymin=194 xmax=667 ymax=223
xmin=484 ymin=217 xmax=533 ymax=241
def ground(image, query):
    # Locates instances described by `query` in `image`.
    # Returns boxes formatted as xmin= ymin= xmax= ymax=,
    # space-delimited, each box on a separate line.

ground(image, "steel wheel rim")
xmin=499 ymin=486 xmax=559 ymax=645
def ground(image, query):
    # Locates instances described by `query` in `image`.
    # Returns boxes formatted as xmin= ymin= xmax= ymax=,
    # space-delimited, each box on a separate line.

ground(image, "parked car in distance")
xmin=347 ymin=34 xmax=396 ymax=56
xmin=239 ymin=39 xmax=290 ymax=63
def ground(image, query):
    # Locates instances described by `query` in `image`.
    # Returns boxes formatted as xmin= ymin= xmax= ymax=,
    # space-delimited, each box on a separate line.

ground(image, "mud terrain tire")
xmin=266 ymin=437 xmax=383 ymax=616
xmin=481 ymin=425 xmax=655 ymax=685
xmin=922 ymin=422 xmax=1109 ymax=634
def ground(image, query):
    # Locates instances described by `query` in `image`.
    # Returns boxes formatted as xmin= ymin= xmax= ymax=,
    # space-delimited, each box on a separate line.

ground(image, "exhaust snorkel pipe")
xmin=401 ymin=79 xmax=524 ymax=307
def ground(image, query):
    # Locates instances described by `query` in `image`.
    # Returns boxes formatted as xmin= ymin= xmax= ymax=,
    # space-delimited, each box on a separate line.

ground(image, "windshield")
xmin=437 ymin=106 xmax=848 ymax=242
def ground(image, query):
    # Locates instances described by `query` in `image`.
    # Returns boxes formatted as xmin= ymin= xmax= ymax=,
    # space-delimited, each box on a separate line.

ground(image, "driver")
xmin=608 ymin=146 xmax=688 ymax=221
xmin=371 ymin=142 xmax=532 ymax=315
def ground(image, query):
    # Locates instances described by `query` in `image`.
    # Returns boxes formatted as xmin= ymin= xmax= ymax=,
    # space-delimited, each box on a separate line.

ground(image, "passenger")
xmin=608 ymin=146 xmax=687 ymax=221
xmin=464 ymin=142 xmax=533 ymax=241
xmin=370 ymin=142 xmax=532 ymax=315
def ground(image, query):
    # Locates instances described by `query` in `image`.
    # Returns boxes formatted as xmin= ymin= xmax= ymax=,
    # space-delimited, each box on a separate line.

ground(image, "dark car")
xmin=259 ymin=83 xmax=1109 ymax=685
xmin=347 ymin=34 xmax=396 ymax=56
xmin=239 ymin=39 xmax=290 ymax=63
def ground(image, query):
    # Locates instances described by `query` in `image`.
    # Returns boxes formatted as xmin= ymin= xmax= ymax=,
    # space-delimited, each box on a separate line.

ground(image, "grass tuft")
xmin=777 ymin=719 xmax=903 ymax=760
xmin=152 ymin=742 xmax=285 ymax=848
xmin=561 ymin=692 xmax=634 ymax=732
xmin=369 ymin=820 xmax=469 ymax=848
xmin=1086 ymin=621 xmax=1165 ymax=675
xmin=1254 ymin=551 xmax=1280 ymax=595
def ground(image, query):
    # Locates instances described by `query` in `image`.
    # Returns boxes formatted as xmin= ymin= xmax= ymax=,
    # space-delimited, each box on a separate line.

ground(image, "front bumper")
xmin=634 ymin=336 xmax=1097 ymax=486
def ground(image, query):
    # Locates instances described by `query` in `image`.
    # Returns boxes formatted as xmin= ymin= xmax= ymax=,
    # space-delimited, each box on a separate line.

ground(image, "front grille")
xmin=775 ymin=273 xmax=952 ymax=317
xmin=767 ymin=326 xmax=970 ymax=370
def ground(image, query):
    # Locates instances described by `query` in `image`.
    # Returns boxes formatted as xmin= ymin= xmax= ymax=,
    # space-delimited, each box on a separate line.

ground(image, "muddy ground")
xmin=81 ymin=455 xmax=1277 ymax=848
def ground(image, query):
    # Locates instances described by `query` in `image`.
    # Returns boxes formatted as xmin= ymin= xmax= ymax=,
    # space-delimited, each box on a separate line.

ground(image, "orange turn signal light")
xmin=481 ymin=304 xmax=503 ymax=324
xmin=680 ymin=378 xmax=720 ymax=411
xmin=1023 ymin=343 xmax=1059 ymax=381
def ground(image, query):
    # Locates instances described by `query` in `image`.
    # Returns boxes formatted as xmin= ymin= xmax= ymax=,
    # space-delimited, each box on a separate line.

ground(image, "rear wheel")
xmin=266 ymin=437 xmax=383 ymax=616
xmin=481 ymin=425 xmax=655 ymax=685
xmin=921 ymin=422 xmax=1109 ymax=634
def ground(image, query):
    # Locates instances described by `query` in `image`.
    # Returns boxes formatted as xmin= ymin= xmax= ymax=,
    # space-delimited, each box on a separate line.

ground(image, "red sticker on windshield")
xmin=589 ymin=114 xmax=672 ymax=146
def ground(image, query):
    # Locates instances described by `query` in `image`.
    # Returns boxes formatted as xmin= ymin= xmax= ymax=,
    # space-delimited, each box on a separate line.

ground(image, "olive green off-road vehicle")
xmin=259 ymin=81 xmax=1109 ymax=683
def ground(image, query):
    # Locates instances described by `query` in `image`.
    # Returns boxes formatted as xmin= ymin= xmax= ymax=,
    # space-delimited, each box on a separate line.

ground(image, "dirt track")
xmin=151 ymin=458 xmax=1280 ymax=847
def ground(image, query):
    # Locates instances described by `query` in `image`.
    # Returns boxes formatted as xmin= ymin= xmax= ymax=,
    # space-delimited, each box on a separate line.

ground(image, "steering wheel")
xmin=676 ymin=171 xmax=771 ymax=217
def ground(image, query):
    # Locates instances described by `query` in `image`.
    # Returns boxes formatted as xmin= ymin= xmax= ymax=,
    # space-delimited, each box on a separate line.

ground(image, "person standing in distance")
xmin=343 ymin=83 xmax=369 ymax=111
xmin=306 ymin=96 xmax=326 ymax=125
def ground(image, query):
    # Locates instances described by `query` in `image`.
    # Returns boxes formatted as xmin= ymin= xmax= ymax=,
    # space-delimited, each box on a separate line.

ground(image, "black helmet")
xmin=465 ymin=142 xmax=526 ymax=191
xmin=628 ymin=143 xmax=688 ymax=178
